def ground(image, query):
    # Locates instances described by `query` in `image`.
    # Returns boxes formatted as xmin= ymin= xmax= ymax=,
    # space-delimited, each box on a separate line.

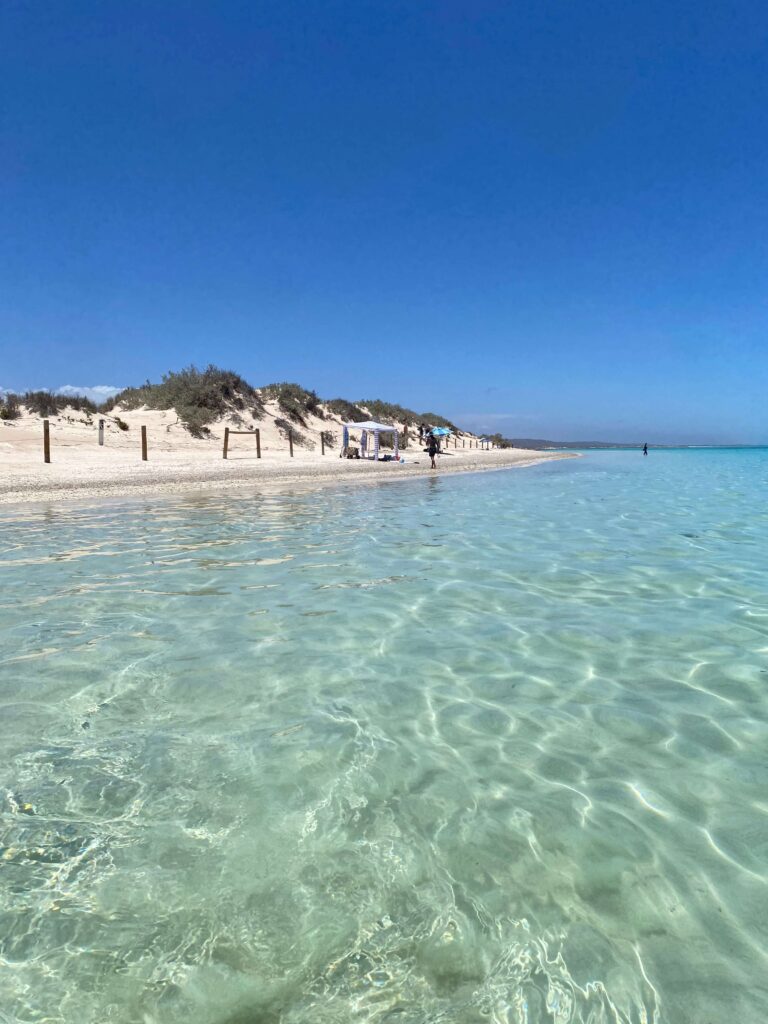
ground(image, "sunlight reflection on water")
xmin=1 ymin=451 xmax=768 ymax=1023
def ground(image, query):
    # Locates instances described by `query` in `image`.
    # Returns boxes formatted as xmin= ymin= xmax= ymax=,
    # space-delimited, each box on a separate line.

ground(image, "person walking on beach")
xmin=427 ymin=432 xmax=439 ymax=469
xmin=643 ymin=442 xmax=648 ymax=456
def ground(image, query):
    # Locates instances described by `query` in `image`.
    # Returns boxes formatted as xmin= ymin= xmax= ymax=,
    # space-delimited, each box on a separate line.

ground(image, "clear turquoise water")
xmin=2 ymin=450 xmax=767 ymax=1024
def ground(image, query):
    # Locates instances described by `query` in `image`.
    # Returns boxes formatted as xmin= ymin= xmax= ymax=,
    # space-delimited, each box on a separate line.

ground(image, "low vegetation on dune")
xmin=255 ymin=386 xmax=460 ymax=436
xmin=324 ymin=398 xmax=366 ymax=422
xmin=103 ymin=365 xmax=265 ymax=437
xmin=360 ymin=399 xmax=419 ymax=427
xmin=0 ymin=391 xmax=97 ymax=419
xmin=2 ymin=365 xmax=468 ymax=440
xmin=360 ymin=399 xmax=458 ymax=433
xmin=0 ymin=394 xmax=21 ymax=420
xmin=419 ymin=410 xmax=459 ymax=432
xmin=261 ymin=382 xmax=324 ymax=426
xmin=258 ymin=390 xmax=460 ymax=434
xmin=273 ymin=417 xmax=315 ymax=450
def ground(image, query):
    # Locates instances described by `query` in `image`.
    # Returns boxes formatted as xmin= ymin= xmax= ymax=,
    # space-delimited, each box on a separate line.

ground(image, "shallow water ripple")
xmin=1 ymin=451 xmax=768 ymax=1023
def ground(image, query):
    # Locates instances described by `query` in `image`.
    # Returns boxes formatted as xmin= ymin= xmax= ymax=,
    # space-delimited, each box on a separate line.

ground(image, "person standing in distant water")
xmin=427 ymin=432 xmax=439 ymax=469
xmin=643 ymin=443 xmax=648 ymax=456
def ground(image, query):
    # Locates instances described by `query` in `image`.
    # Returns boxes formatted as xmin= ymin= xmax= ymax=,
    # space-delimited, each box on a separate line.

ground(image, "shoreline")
xmin=0 ymin=449 xmax=576 ymax=509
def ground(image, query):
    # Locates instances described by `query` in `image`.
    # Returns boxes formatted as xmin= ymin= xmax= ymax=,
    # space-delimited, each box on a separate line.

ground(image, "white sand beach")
xmin=0 ymin=403 xmax=572 ymax=505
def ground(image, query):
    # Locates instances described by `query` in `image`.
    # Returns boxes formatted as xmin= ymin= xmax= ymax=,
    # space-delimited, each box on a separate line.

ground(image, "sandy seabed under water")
xmin=2 ymin=450 xmax=767 ymax=1023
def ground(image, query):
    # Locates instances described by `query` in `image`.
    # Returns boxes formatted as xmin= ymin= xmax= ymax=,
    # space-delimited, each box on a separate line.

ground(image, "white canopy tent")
xmin=342 ymin=421 xmax=399 ymax=460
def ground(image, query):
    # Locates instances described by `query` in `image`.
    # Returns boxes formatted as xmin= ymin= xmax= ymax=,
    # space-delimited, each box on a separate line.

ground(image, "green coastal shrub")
xmin=360 ymin=399 xmax=418 ymax=426
xmin=274 ymin=416 xmax=315 ymax=450
xmin=325 ymin=398 xmax=366 ymax=422
xmin=261 ymin=383 xmax=324 ymax=426
xmin=104 ymin=365 xmax=264 ymax=437
xmin=358 ymin=399 xmax=458 ymax=434
xmin=0 ymin=394 xmax=21 ymax=420
xmin=18 ymin=391 xmax=97 ymax=417
xmin=487 ymin=432 xmax=514 ymax=448
xmin=419 ymin=411 xmax=458 ymax=432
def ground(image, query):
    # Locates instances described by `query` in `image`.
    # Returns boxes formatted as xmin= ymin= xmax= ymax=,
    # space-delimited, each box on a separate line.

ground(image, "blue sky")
xmin=2 ymin=1 xmax=767 ymax=442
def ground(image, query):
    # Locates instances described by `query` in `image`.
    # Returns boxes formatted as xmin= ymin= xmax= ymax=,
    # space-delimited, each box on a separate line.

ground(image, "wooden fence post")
xmin=255 ymin=429 xmax=261 ymax=459
xmin=43 ymin=419 xmax=50 ymax=463
xmin=98 ymin=419 xmax=105 ymax=446
xmin=288 ymin=429 xmax=294 ymax=457
xmin=321 ymin=432 xmax=325 ymax=455
xmin=223 ymin=427 xmax=230 ymax=459
xmin=141 ymin=425 xmax=148 ymax=461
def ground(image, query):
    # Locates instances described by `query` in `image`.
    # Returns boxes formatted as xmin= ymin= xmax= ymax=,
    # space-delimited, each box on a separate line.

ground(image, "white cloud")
xmin=55 ymin=384 xmax=123 ymax=403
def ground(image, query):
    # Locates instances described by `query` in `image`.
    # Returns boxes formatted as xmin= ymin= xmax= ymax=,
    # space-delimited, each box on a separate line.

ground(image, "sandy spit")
xmin=0 ymin=407 xmax=575 ymax=508
xmin=0 ymin=448 xmax=573 ymax=507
